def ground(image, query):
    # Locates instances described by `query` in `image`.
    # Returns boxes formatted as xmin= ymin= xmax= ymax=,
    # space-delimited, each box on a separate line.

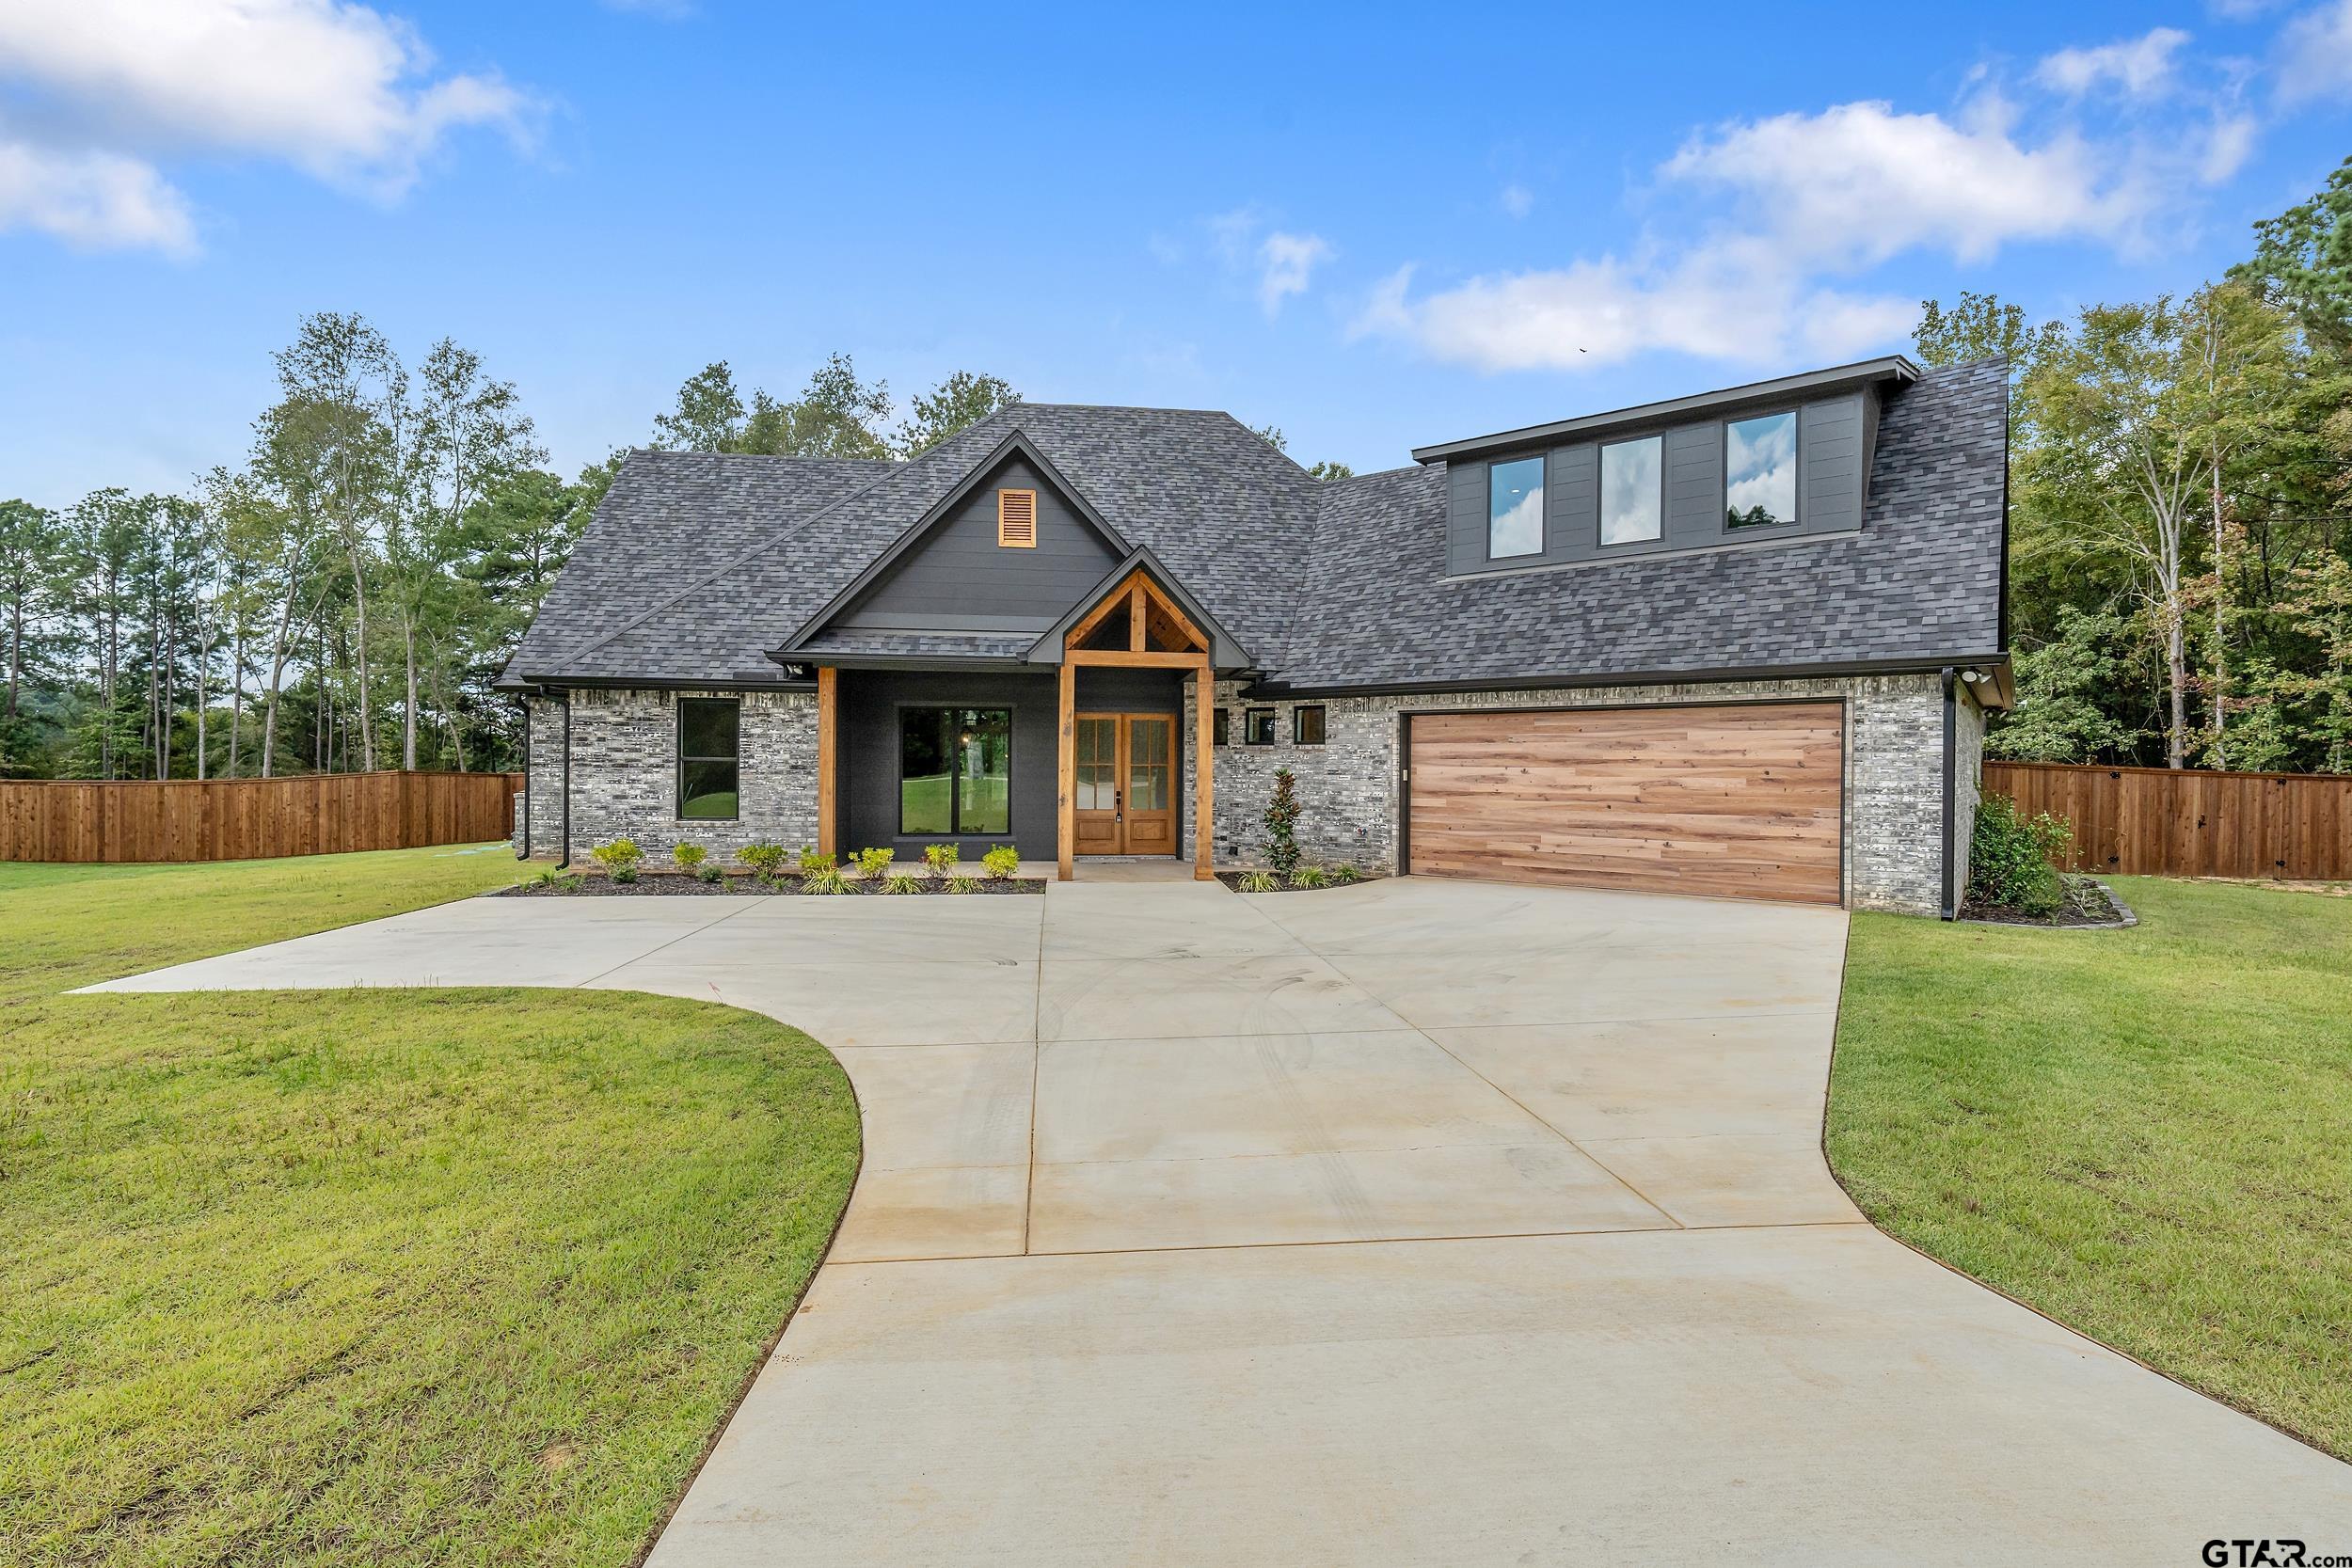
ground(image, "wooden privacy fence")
xmin=0 ymin=771 xmax=523 ymax=863
xmin=1983 ymin=761 xmax=2352 ymax=881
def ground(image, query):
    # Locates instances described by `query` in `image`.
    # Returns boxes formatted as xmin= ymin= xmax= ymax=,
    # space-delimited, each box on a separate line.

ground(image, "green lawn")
xmin=0 ymin=847 xmax=860 ymax=1567
xmin=1830 ymin=877 xmax=2352 ymax=1461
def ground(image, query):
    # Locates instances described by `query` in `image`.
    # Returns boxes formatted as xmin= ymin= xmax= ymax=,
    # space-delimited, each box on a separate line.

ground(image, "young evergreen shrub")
xmin=797 ymin=844 xmax=834 ymax=877
xmin=737 ymin=841 xmax=789 ymax=879
xmin=1966 ymin=796 xmax=2074 ymax=916
xmin=924 ymin=844 xmax=958 ymax=879
xmin=981 ymin=845 xmax=1020 ymax=879
xmin=589 ymin=837 xmax=643 ymax=875
xmin=671 ymin=842 xmax=707 ymax=871
xmin=853 ymin=847 xmax=896 ymax=879
xmin=1263 ymin=768 xmax=1301 ymax=875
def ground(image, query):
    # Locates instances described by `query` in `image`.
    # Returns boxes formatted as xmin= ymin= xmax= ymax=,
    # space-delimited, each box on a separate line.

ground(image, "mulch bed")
xmin=496 ymin=871 xmax=1044 ymax=898
xmin=1215 ymin=869 xmax=1385 ymax=894
xmin=1961 ymin=875 xmax=2136 ymax=928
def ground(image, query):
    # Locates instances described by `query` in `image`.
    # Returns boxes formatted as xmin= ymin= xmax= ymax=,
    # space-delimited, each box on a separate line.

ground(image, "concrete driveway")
xmin=89 ymin=876 xmax=2352 ymax=1563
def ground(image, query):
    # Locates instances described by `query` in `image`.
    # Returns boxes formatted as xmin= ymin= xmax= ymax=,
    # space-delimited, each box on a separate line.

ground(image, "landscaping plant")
xmin=1236 ymin=868 xmax=1279 ymax=894
xmin=946 ymin=875 xmax=981 ymax=895
xmin=801 ymin=864 xmax=848 ymax=895
xmin=1966 ymin=796 xmax=2074 ymax=916
xmin=924 ymin=844 xmax=957 ymax=879
xmin=981 ymin=845 xmax=1020 ymax=879
xmin=1331 ymin=863 xmax=1362 ymax=883
xmin=1291 ymin=863 xmax=1329 ymax=889
xmin=737 ymin=841 xmax=790 ymax=879
xmin=853 ymin=847 xmax=896 ymax=880
xmin=882 ymin=873 xmax=921 ymax=895
xmin=1263 ymin=768 xmax=1301 ymax=875
xmin=672 ymin=842 xmax=707 ymax=872
xmin=695 ymin=863 xmax=723 ymax=885
xmin=797 ymin=845 xmax=833 ymax=878
xmin=590 ymin=837 xmax=644 ymax=884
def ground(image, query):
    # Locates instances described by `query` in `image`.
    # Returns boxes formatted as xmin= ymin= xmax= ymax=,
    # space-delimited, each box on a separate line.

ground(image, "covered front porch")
xmin=802 ymin=567 xmax=1226 ymax=881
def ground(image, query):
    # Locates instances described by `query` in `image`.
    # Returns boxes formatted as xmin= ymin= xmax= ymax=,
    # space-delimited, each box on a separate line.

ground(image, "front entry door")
xmin=1073 ymin=713 xmax=1176 ymax=855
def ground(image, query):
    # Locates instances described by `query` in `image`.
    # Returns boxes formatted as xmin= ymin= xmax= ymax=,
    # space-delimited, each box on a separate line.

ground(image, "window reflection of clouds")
xmin=1725 ymin=412 xmax=1796 ymax=528
xmin=1600 ymin=436 xmax=1661 ymax=545
xmin=1488 ymin=456 xmax=1544 ymax=557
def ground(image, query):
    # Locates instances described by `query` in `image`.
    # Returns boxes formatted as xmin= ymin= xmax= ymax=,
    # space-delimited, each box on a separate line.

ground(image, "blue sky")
xmin=6 ymin=0 xmax=2351 ymax=509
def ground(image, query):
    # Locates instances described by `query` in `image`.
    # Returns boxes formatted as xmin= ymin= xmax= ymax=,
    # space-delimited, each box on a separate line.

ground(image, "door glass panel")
xmin=1128 ymin=720 xmax=1169 ymax=812
xmin=1076 ymin=718 xmax=1117 ymax=812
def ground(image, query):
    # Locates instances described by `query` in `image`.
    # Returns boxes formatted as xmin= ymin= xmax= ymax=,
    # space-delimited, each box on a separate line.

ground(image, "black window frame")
xmin=1597 ymin=433 xmax=1666 ymax=548
xmin=897 ymin=705 xmax=1014 ymax=838
xmin=675 ymin=695 xmax=741 ymax=822
xmin=1722 ymin=408 xmax=1802 ymax=531
xmin=1293 ymin=705 xmax=1327 ymax=745
xmin=1244 ymin=707 xmax=1277 ymax=746
xmin=1486 ymin=453 xmax=1547 ymax=561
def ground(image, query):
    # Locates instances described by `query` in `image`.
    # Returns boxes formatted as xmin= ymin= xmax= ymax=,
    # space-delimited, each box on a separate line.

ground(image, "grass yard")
xmin=0 ymin=847 xmax=860 ymax=1567
xmin=1829 ymin=877 xmax=2352 ymax=1462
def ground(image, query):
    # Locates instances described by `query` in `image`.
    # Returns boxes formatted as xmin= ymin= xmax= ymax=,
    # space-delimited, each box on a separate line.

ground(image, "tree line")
xmin=1920 ymin=157 xmax=2352 ymax=774
xmin=0 ymin=332 xmax=1025 ymax=780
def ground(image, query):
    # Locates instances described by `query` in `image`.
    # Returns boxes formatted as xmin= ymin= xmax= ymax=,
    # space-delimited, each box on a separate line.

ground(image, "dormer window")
xmin=997 ymin=488 xmax=1037 ymax=547
xmin=1724 ymin=412 xmax=1798 ymax=529
xmin=1487 ymin=456 xmax=1544 ymax=558
xmin=1599 ymin=436 xmax=1663 ymax=546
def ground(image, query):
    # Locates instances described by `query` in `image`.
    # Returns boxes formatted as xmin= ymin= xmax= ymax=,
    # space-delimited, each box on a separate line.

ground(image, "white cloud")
xmin=0 ymin=139 xmax=195 ymax=255
xmin=1357 ymin=96 xmax=2154 ymax=374
xmin=0 ymin=0 xmax=535 ymax=253
xmin=2200 ymin=111 xmax=2260 ymax=181
xmin=2277 ymin=0 xmax=2352 ymax=100
xmin=1500 ymin=182 xmax=1534 ymax=218
xmin=1661 ymin=98 xmax=2148 ymax=265
xmin=2035 ymin=27 xmax=2192 ymax=97
xmin=1256 ymin=230 xmax=1331 ymax=316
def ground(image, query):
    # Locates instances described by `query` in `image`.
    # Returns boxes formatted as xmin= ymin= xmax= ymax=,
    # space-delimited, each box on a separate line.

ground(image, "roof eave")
xmin=1408 ymin=356 xmax=1922 ymax=466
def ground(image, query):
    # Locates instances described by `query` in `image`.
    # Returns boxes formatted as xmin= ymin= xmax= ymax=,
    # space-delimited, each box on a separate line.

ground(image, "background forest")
xmin=5 ymin=158 xmax=2351 ymax=783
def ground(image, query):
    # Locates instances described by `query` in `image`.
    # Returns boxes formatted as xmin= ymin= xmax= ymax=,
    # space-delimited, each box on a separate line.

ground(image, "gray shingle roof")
xmin=506 ymin=359 xmax=2006 ymax=692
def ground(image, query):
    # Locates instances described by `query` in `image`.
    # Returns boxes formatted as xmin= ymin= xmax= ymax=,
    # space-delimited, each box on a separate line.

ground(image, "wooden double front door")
xmin=1073 ymin=712 xmax=1176 ymax=855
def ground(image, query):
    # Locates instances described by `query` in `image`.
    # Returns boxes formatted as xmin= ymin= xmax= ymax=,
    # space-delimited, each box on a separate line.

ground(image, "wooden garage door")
xmin=1406 ymin=703 xmax=1844 ymax=905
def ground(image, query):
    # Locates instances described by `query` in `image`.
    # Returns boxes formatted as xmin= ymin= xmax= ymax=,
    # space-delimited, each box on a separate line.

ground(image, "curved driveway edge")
xmin=85 ymin=877 xmax=2352 ymax=1563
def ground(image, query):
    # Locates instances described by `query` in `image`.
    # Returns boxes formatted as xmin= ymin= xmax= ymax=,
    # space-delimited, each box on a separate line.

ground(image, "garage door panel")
xmin=1406 ymin=704 xmax=1843 ymax=906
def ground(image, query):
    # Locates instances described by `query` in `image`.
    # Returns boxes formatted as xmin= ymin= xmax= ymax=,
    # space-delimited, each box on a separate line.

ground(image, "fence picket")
xmin=1983 ymin=761 xmax=2352 ymax=881
xmin=0 ymin=771 xmax=521 ymax=863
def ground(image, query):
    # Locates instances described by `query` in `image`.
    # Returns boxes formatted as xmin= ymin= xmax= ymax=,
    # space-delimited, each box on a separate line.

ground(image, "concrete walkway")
xmin=87 ymin=877 xmax=2352 ymax=1562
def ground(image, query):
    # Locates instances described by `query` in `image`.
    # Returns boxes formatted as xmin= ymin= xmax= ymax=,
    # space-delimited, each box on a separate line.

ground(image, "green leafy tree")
xmin=0 ymin=499 xmax=63 ymax=773
xmin=1914 ymin=291 xmax=2066 ymax=382
xmin=896 ymin=371 xmax=1020 ymax=457
xmin=652 ymin=362 xmax=749 ymax=451
xmin=1987 ymin=608 xmax=2139 ymax=762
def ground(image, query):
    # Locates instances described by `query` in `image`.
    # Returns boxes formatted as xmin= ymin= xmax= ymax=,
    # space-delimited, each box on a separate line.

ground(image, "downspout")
xmin=1939 ymin=666 xmax=1958 ymax=920
xmin=559 ymin=692 xmax=574 ymax=871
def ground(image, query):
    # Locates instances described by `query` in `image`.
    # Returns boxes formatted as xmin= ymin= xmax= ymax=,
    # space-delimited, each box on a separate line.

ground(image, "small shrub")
xmin=924 ymin=844 xmax=958 ymax=879
xmin=1236 ymin=868 xmax=1279 ymax=894
xmin=671 ymin=842 xmax=707 ymax=871
xmin=530 ymin=867 xmax=582 ymax=893
xmin=1967 ymin=795 xmax=2074 ymax=916
xmin=1291 ymin=863 xmax=1329 ymax=889
xmin=946 ymin=875 xmax=981 ymax=895
xmin=981 ymin=844 xmax=1020 ymax=879
xmin=853 ymin=847 xmax=896 ymax=880
xmin=797 ymin=844 xmax=833 ymax=878
xmin=883 ymin=873 xmax=922 ymax=895
xmin=1263 ymin=768 xmax=1301 ymax=875
xmin=801 ymin=864 xmax=848 ymax=895
xmin=737 ymin=841 xmax=789 ymax=879
xmin=694 ymin=863 xmax=723 ymax=884
xmin=1331 ymin=863 xmax=1363 ymax=884
xmin=589 ymin=837 xmax=644 ymax=876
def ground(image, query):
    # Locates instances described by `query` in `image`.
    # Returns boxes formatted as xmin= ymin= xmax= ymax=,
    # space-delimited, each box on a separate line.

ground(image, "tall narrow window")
xmin=1487 ymin=456 xmax=1545 ymax=558
xmin=899 ymin=707 xmax=1012 ymax=835
xmin=1724 ymin=411 xmax=1798 ymax=529
xmin=677 ymin=698 xmax=740 ymax=820
xmin=997 ymin=488 xmax=1037 ymax=547
xmin=1599 ymin=436 xmax=1663 ymax=546
xmin=1213 ymin=707 xmax=1231 ymax=747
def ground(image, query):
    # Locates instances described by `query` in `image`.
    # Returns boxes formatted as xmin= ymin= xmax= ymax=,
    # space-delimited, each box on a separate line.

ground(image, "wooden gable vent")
xmin=997 ymin=488 xmax=1038 ymax=548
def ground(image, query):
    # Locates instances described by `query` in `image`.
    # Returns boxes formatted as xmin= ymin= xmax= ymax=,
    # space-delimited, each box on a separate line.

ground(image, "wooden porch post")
xmin=815 ymin=666 xmax=837 ymax=861
xmin=1194 ymin=657 xmax=1215 ymax=880
xmin=1057 ymin=659 xmax=1076 ymax=881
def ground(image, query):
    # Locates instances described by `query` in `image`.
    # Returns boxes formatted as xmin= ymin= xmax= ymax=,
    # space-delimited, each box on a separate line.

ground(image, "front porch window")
xmin=900 ymin=707 xmax=1011 ymax=835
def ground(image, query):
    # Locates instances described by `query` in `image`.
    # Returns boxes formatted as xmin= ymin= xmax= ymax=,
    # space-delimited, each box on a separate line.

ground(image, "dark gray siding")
xmin=839 ymin=455 xmax=1120 ymax=633
xmin=1443 ymin=388 xmax=1874 ymax=575
xmin=837 ymin=666 xmax=1185 ymax=861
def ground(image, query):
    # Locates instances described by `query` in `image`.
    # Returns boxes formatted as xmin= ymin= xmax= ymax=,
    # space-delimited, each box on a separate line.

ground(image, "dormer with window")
xmin=1426 ymin=356 xmax=1914 ymax=578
